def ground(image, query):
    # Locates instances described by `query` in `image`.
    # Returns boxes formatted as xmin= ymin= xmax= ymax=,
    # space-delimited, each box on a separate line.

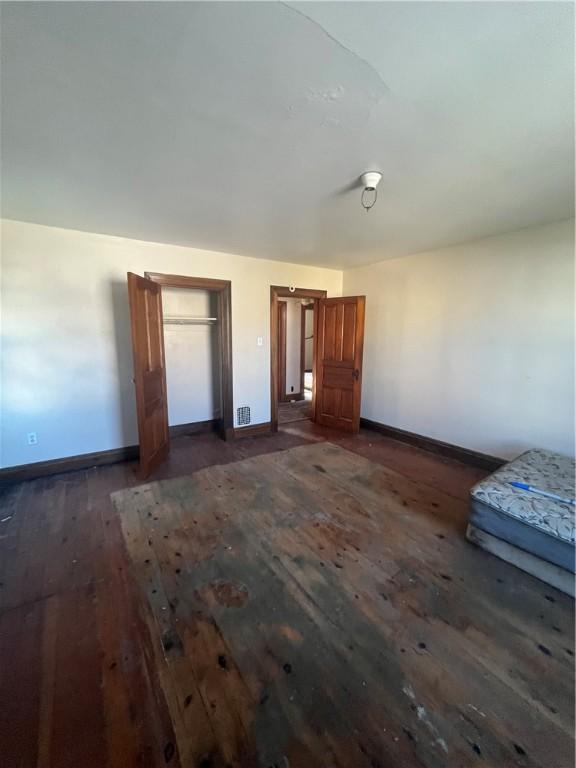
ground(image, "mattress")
xmin=470 ymin=449 xmax=575 ymax=572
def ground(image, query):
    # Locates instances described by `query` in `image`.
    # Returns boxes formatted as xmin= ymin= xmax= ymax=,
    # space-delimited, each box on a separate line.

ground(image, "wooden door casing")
xmin=127 ymin=272 xmax=170 ymax=478
xmin=316 ymin=296 xmax=366 ymax=433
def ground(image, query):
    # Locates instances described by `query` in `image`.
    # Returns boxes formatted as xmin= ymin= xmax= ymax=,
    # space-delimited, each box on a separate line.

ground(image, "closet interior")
xmin=162 ymin=287 xmax=222 ymax=435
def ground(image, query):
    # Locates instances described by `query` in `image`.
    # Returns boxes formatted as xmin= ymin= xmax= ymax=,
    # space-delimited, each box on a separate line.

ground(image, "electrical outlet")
xmin=257 ymin=336 xmax=263 ymax=347
xmin=27 ymin=432 xmax=38 ymax=446
xmin=290 ymin=385 xmax=294 ymax=392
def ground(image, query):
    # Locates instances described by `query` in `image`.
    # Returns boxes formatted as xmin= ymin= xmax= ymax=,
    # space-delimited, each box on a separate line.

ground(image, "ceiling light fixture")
xmin=360 ymin=171 xmax=382 ymax=212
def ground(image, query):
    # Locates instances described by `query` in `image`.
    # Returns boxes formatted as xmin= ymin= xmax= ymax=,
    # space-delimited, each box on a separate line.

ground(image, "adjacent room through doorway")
xmin=277 ymin=297 xmax=315 ymax=426
xmin=270 ymin=285 xmax=326 ymax=432
xmin=270 ymin=285 xmax=367 ymax=435
xmin=303 ymin=301 xmax=314 ymax=402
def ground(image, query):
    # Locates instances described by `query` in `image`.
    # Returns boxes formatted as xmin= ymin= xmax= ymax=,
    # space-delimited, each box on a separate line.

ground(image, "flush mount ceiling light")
xmin=360 ymin=171 xmax=382 ymax=212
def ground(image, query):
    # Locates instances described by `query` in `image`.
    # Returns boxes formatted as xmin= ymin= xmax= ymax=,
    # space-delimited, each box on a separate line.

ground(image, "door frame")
xmin=145 ymin=271 xmax=234 ymax=440
xmin=270 ymin=285 xmax=327 ymax=432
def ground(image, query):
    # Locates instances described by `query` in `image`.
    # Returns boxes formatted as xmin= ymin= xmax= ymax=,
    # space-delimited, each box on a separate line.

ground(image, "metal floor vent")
xmin=237 ymin=406 xmax=251 ymax=426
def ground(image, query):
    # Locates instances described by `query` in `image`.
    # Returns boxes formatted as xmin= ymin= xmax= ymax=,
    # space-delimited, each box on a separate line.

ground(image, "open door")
xmin=127 ymin=272 xmax=169 ymax=478
xmin=315 ymin=296 xmax=365 ymax=433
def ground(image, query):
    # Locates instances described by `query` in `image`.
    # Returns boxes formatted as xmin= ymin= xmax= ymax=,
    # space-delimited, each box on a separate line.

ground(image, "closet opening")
xmin=162 ymin=286 xmax=221 ymax=436
xmin=145 ymin=272 xmax=233 ymax=442
xmin=127 ymin=272 xmax=234 ymax=477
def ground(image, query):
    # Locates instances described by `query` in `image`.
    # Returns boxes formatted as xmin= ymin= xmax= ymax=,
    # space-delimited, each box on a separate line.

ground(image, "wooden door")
xmin=127 ymin=272 xmax=170 ymax=478
xmin=315 ymin=296 xmax=365 ymax=433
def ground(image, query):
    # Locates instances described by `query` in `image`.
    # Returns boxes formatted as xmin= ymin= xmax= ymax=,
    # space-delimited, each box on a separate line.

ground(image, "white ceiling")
xmin=1 ymin=1 xmax=573 ymax=268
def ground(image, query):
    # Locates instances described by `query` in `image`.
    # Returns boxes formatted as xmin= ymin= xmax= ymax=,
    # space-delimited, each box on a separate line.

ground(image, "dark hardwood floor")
xmin=0 ymin=422 xmax=573 ymax=767
xmin=278 ymin=400 xmax=312 ymax=424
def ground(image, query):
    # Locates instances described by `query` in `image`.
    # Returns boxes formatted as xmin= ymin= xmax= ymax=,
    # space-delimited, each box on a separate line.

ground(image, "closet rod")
xmin=163 ymin=316 xmax=218 ymax=325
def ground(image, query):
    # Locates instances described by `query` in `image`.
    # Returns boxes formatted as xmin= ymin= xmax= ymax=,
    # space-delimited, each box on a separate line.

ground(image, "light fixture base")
xmin=360 ymin=171 xmax=382 ymax=190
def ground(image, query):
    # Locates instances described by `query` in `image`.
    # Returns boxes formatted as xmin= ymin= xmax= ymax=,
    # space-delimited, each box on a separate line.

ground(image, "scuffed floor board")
xmin=112 ymin=442 xmax=575 ymax=768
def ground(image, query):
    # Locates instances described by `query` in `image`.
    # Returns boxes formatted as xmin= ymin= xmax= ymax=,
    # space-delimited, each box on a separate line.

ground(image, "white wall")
xmin=162 ymin=288 xmax=220 ymax=426
xmin=0 ymin=220 xmax=342 ymax=468
xmin=284 ymin=298 xmax=302 ymax=396
xmin=343 ymin=219 xmax=575 ymax=459
xmin=2 ymin=217 xmax=573 ymax=468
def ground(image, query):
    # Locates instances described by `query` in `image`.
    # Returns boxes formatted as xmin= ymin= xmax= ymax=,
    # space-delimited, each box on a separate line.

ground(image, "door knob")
xmin=352 ymin=369 xmax=360 ymax=381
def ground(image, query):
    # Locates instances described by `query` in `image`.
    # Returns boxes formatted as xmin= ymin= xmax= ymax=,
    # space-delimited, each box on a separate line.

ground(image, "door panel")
xmin=323 ymin=304 xmax=338 ymax=360
xmin=128 ymin=272 xmax=170 ymax=479
xmin=316 ymin=296 xmax=365 ymax=433
xmin=320 ymin=387 xmax=337 ymax=418
xmin=342 ymin=302 xmax=357 ymax=360
xmin=340 ymin=389 xmax=354 ymax=421
xmin=143 ymin=369 xmax=164 ymax=415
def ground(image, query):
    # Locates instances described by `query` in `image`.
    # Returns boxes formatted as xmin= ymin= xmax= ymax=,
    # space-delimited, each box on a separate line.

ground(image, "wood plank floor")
xmin=0 ymin=422 xmax=573 ymax=767
xmin=278 ymin=401 xmax=312 ymax=424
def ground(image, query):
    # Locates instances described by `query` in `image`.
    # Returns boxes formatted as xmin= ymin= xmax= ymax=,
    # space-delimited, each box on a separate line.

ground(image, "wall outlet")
xmin=290 ymin=385 xmax=294 ymax=392
xmin=257 ymin=336 xmax=263 ymax=347
xmin=27 ymin=432 xmax=38 ymax=446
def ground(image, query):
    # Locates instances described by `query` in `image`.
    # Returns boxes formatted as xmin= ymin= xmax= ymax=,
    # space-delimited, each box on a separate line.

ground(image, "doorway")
xmin=275 ymin=297 xmax=315 ymax=426
xmin=270 ymin=285 xmax=326 ymax=431
xmin=301 ymin=302 xmax=315 ymax=403
xmin=128 ymin=271 xmax=233 ymax=478
xmin=271 ymin=287 xmax=367 ymax=436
